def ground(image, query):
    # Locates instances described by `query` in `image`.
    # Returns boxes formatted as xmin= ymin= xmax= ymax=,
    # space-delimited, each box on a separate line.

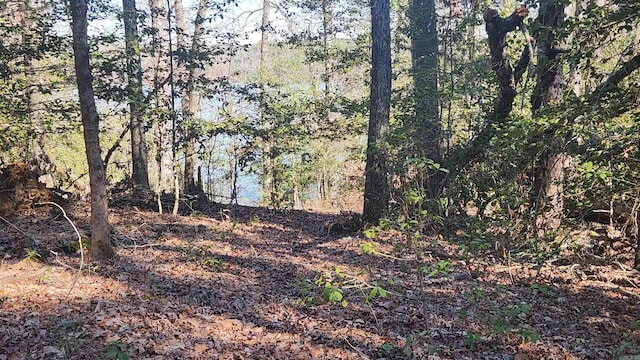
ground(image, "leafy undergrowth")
xmin=1 ymin=204 xmax=640 ymax=359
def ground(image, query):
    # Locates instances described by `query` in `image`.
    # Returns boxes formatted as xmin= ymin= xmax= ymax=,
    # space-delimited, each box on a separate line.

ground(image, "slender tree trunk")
xmin=410 ymin=0 xmax=443 ymax=200
xmin=260 ymin=0 xmax=275 ymax=206
xmin=229 ymin=139 xmax=239 ymax=204
xmin=182 ymin=0 xmax=207 ymax=195
xmin=69 ymin=0 xmax=115 ymax=259
xmin=163 ymin=0 xmax=180 ymax=215
xmin=321 ymin=0 xmax=332 ymax=121
xmin=148 ymin=0 xmax=174 ymax=194
xmin=123 ymin=0 xmax=150 ymax=191
xmin=363 ymin=0 xmax=391 ymax=224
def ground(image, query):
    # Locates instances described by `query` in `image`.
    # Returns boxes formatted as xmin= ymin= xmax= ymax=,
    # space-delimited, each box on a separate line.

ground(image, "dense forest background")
xmin=1 ymin=0 xmax=639 ymax=264
xmin=2 ymin=0 xmax=640 ymax=358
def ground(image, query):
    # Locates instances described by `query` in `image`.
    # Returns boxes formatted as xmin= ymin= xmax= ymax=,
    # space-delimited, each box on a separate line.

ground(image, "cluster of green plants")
xmin=459 ymin=284 xmax=544 ymax=348
xmin=181 ymin=242 xmax=223 ymax=270
xmin=295 ymin=266 xmax=388 ymax=307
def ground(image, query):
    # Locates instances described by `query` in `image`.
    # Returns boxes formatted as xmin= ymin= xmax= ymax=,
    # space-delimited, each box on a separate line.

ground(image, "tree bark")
xmin=363 ymin=0 xmax=391 ymax=224
xmin=69 ymin=0 xmax=115 ymax=259
xmin=123 ymin=0 xmax=150 ymax=191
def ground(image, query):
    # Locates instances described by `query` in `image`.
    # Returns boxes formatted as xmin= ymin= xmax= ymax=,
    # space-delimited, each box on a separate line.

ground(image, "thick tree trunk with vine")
xmin=69 ymin=0 xmax=115 ymax=260
xmin=363 ymin=0 xmax=391 ymax=225
xmin=410 ymin=0 xmax=443 ymax=201
xmin=123 ymin=0 xmax=150 ymax=192
xmin=531 ymin=0 xmax=565 ymax=235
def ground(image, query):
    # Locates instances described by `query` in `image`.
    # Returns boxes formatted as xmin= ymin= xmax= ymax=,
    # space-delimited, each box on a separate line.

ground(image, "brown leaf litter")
xmin=1 ymin=204 xmax=640 ymax=359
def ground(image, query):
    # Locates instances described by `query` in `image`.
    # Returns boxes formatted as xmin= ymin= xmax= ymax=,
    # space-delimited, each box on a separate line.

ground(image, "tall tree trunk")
xmin=531 ymin=0 xmax=565 ymax=235
xmin=260 ymin=0 xmax=275 ymax=206
xmin=69 ymin=0 xmax=115 ymax=259
xmin=123 ymin=0 xmax=150 ymax=191
xmin=363 ymin=0 xmax=391 ymax=224
xmin=410 ymin=0 xmax=443 ymax=200
xmin=149 ymin=0 xmax=174 ymax=195
xmin=182 ymin=0 xmax=207 ymax=195
xmin=321 ymin=0 xmax=332 ymax=122
xmin=318 ymin=2 xmax=332 ymax=204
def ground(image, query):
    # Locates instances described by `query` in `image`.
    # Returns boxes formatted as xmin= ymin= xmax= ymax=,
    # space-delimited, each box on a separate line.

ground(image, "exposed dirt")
xmin=1 ymin=201 xmax=640 ymax=359
xmin=0 ymin=163 xmax=67 ymax=219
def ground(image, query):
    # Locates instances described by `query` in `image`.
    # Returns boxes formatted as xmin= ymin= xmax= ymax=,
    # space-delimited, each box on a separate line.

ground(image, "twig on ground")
xmin=49 ymin=250 xmax=81 ymax=271
xmin=121 ymin=243 xmax=163 ymax=249
xmin=36 ymin=202 xmax=84 ymax=299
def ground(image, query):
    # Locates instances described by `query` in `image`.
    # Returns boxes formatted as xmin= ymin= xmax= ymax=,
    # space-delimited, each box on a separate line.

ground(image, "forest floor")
xmin=1 ymin=199 xmax=640 ymax=359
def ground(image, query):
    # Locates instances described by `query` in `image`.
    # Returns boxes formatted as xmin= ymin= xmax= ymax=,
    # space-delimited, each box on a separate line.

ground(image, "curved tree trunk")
xmin=69 ymin=0 xmax=115 ymax=260
xmin=454 ymin=5 xmax=528 ymax=166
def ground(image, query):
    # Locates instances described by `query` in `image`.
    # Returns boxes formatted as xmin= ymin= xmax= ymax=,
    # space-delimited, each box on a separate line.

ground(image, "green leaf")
xmin=363 ymin=228 xmax=378 ymax=239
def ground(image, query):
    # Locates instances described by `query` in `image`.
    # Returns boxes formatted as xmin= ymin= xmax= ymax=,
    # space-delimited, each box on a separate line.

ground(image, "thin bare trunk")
xmin=260 ymin=0 xmax=274 ymax=206
xmin=165 ymin=0 xmax=180 ymax=216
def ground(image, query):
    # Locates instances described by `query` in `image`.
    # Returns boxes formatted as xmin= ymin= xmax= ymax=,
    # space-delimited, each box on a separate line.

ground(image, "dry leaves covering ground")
xmin=1 ymin=203 xmax=640 ymax=359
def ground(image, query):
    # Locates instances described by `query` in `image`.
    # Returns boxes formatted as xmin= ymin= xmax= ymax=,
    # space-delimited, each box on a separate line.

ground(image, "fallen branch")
xmin=36 ymin=202 xmax=84 ymax=299
xmin=121 ymin=243 xmax=163 ymax=249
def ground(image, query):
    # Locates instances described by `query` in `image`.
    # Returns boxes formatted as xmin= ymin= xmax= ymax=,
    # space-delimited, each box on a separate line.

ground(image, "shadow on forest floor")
xmin=1 ymin=199 xmax=640 ymax=359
